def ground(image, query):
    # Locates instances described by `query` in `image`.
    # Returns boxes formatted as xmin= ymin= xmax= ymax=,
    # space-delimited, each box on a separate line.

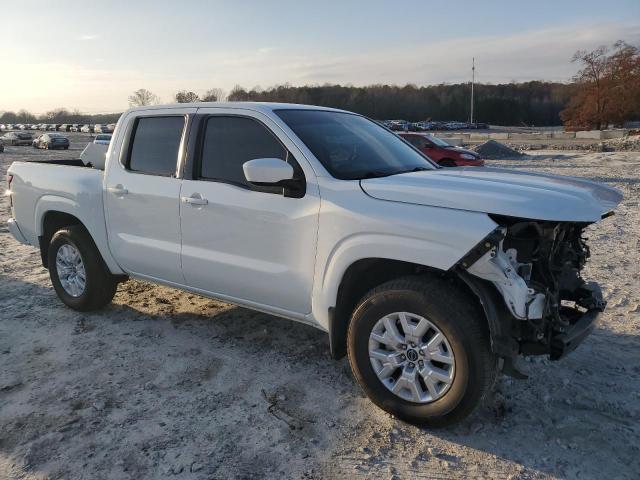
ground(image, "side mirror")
xmin=243 ymin=158 xmax=295 ymax=186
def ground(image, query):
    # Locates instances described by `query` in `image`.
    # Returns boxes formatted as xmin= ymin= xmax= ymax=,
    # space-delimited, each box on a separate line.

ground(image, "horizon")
xmin=1 ymin=0 xmax=639 ymax=114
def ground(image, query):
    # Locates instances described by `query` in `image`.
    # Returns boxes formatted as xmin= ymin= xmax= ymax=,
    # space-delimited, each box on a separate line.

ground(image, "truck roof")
xmin=125 ymin=102 xmax=350 ymax=115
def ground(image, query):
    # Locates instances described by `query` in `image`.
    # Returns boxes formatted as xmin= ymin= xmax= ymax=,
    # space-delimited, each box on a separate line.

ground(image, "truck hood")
xmin=360 ymin=167 xmax=623 ymax=222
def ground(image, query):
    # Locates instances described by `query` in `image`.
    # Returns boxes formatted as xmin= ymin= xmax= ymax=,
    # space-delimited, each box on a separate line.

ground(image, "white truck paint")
xmin=6 ymin=102 xmax=622 ymax=352
xmin=8 ymin=103 xmax=622 ymax=418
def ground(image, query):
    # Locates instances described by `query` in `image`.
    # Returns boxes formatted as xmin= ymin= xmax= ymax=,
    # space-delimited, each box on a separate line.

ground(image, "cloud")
xmin=182 ymin=21 xmax=640 ymax=92
xmin=79 ymin=35 xmax=98 ymax=41
xmin=1 ymin=21 xmax=637 ymax=112
xmin=286 ymin=22 xmax=640 ymax=85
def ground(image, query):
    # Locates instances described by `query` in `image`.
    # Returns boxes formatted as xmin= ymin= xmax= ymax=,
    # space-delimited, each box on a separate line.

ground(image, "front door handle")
xmin=181 ymin=194 xmax=208 ymax=206
xmin=108 ymin=184 xmax=128 ymax=195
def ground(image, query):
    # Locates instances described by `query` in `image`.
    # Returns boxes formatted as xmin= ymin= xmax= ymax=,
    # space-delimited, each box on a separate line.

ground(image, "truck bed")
xmin=7 ymin=160 xmax=106 ymax=248
xmin=25 ymin=158 xmax=87 ymax=167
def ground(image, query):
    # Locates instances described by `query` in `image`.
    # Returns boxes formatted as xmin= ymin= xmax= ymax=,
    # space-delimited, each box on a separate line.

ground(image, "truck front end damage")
xmin=459 ymin=215 xmax=608 ymax=368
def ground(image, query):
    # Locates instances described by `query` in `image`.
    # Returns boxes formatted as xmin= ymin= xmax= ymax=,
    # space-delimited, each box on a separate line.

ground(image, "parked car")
xmin=17 ymin=124 xmax=28 ymax=130
xmin=399 ymin=133 xmax=484 ymax=167
xmin=93 ymin=134 xmax=112 ymax=145
xmin=59 ymin=124 xmax=71 ymax=132
xmin=3 ymin=124 xmax=13 ymax=130
xmin=1 ymin=132 xmax=33 ymax=145
xmin=32 ymin=133 xmax=70 ymax=150
xmin=80 ymin=125 xmax=94 ymax=133
xmin=0 ymin=139 xmax=4 ymax=153
xmin=6 ymin=103 xmax=622 ymax=427
xmin=0 ymin=124 xmax=5 ymax=131
xmin=94 ymin=125 xmax=111 ymax=134
xmin=70 ymin=124 xmax=81 ymax=132
xmin=387 ymin=120 xmax=410 ymax=131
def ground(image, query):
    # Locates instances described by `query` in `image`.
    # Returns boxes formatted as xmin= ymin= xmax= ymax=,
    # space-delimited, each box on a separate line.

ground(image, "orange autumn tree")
xmin=561 ymin=41 xmax=640 ymax=130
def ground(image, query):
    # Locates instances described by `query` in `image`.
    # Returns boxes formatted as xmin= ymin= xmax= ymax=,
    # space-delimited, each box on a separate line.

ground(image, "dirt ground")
xmin=0 ymin=136 xmax=638 ymax=479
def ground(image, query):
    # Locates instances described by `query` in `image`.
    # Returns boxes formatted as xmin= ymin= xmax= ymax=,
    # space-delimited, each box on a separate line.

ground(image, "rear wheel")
xmin=347 ymin=276 xmax=497 ymax=427
xmin=48 ymin=226 xmax=118 ymax=311
xmin=439 ymin=159 xmax=456 ymax=167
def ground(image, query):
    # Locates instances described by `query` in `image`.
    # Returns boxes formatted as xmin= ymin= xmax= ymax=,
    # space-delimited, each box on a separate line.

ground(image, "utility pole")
xmin=470 ymin=57 xmax=475 ymax=125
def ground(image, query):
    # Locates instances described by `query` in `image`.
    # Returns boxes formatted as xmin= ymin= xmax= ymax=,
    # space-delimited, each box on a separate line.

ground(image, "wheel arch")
xmin=439 ymin=158 xmax=457 ymax=167
xmin=327 ymin=259 xmax=511 ymax=361
xmin=35 ymin=199 xmax=123 ymax=274
xmin=328 ymin=258 xmax=444 ymax=359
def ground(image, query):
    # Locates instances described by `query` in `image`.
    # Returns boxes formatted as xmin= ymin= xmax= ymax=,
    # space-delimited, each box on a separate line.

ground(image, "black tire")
xmin=439 ymin=159 xmax=457 ymax=167
xmin=48 ymin=226 xmax=117 ymax=311
xmin=347 ymin=276 xmax=497 ymax=427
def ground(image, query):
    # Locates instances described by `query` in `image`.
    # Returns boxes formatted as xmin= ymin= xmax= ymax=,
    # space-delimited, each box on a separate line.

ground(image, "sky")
xmin=1 ymin=0 xmax=639 ymax=114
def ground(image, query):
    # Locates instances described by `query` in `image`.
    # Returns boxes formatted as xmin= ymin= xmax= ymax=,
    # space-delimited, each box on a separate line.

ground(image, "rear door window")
xmin=127 ymin=116 xmax=185 ymax=176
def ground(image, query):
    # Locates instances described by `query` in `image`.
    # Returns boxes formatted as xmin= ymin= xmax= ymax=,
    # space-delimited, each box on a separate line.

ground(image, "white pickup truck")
xmin=6 ymin=103 xmax=622 ymax=426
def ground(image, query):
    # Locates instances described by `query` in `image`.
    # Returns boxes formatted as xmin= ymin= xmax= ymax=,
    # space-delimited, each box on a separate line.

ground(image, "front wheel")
xmin=347 ymin=276 xmax=497 ymax=427
xmin=48 ymin=226 xmax=118 ymax=311
xmin=439 ymin=159 xmax=457 ymax=167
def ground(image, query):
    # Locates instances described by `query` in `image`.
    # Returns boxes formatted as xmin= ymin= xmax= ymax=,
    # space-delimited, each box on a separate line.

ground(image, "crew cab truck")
xmin=6 ymin=103 xmax=622 ymax=426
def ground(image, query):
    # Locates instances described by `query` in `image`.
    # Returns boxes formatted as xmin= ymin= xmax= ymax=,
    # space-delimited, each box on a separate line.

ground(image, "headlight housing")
xmin=460 ymin=153 xmax=478 ymax=160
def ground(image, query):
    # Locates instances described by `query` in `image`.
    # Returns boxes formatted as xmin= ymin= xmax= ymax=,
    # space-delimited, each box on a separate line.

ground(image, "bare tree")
xmin=17 ymin=109 xmax=36 ymax=123
xmin=202 ymin=88 xmax=226 ymax=102
xmin=128 ymin=89 xmax=160 ymax=107
xmin=175 ymin=90 xmax=200 ymax=103
xmin=561 ymin=41 xmax=640 ymax=129
xmin=228 ymin=85 xmax=249 ymax=101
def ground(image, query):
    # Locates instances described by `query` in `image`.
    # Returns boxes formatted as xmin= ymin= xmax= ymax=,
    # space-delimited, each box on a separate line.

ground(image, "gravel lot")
xmin=1 ymin=136 xmax=639 ymax=479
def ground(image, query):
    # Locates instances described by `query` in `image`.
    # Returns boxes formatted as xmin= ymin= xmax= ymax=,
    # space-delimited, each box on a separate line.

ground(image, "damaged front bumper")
xmin=548 ymin=282 xmax=605 ymax=360
xmin=457 ymin=222 xmax=608 ymax=365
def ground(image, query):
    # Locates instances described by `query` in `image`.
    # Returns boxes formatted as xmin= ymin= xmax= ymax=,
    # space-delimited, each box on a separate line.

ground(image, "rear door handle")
xmin=107 ymin=184 xmax=128 ymax=195
xmin=181 ymin=194 xmax=208 ymax=206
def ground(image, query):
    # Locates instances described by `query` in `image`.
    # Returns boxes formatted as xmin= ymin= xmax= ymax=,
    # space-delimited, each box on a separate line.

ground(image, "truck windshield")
xmin=275 ymin=109 xmax=436 ymax=180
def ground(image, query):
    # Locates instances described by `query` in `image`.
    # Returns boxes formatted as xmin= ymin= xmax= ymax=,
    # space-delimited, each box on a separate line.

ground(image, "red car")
xmin=399 ymin=133 xmax=484 ymax=167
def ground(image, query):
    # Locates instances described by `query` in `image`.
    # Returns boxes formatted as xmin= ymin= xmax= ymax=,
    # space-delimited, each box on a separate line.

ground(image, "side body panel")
xmin=7 ymin=162 xmax=123 ymax=273
xmin=308 ymin=177 xmax=498 ymax=330
xmin=179 ymin=107 xmax=321 ymax=314
xmin=103 ymin=108 xmax=196 ymax=283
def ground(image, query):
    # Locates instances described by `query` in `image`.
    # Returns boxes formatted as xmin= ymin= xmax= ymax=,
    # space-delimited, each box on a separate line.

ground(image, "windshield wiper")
xmin=396 ymin=166 xmax=432 ymax=174
xmin=359 ymin=170 xmax=394 ymax=179
xmin=358 ymin=166 xmax=431 ymax=180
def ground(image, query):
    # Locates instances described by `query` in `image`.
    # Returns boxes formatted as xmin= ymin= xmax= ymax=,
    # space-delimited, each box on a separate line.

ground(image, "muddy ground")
xmin=0 ymin=137 xmax=638 ymax=479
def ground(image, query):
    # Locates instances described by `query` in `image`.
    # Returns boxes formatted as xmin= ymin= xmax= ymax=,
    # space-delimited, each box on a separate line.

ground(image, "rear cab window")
xmin=127 ymin=116 xmax=185 ymax=176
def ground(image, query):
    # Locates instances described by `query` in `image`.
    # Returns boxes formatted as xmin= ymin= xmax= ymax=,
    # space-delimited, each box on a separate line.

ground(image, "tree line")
xmin=0 ymin=108 xmax=121 ymax=126
xmin=225 ymin=81 xmax=572 ymax=126
xmin=2 ymin=42 xmax=638 ymax=129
